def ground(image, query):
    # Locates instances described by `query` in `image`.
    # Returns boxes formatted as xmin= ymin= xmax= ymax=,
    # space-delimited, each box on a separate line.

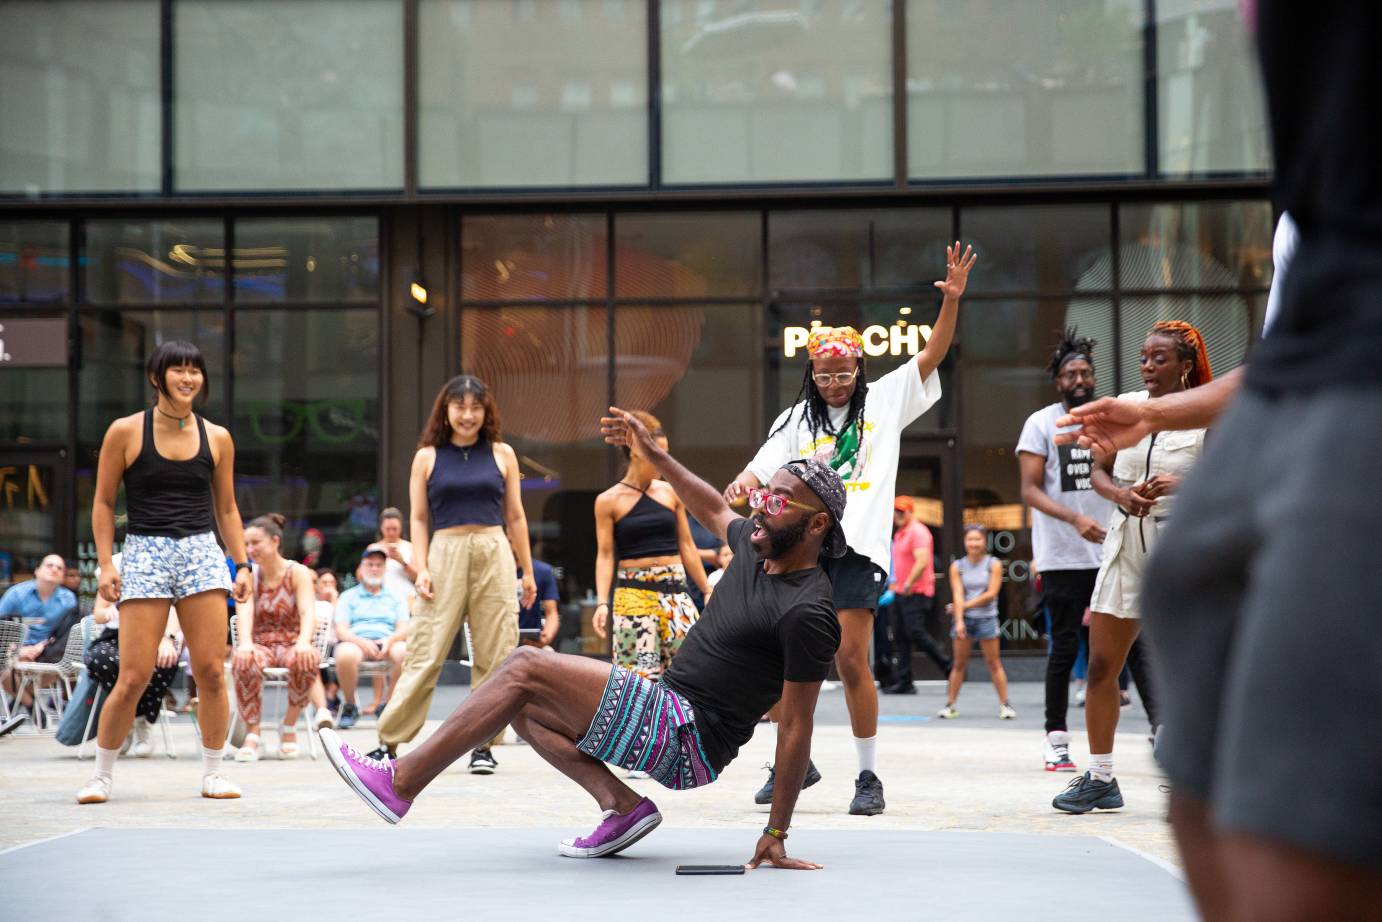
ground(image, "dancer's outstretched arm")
xmin=601 ymin=407 xmax=737 ymax=543
xmin=749 ymin=677 xmax=825 ymax=870
xmin=1055 ymin=368 xmax=1243 ymax=456
xmin=915 ymin=242 xmax=976 ymax=381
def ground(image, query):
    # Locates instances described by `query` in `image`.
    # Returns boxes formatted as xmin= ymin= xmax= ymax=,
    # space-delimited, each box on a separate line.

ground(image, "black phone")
xmin=675 ymin=865 xmax=746 ymax=876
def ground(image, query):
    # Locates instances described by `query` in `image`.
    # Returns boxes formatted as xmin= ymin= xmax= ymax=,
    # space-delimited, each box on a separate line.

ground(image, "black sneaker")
xmin=364 ymin=744 xmax=396 ymax=762
xmin=882 ymin=681 xmax=917 ymax=695
xmin=1052 ymin=772 xmax=1124 ymax=814
xmin=849 ymin=770 xmax=886 ymax=815
xmin=753 ymin=759 xmax=822 ymax=805
xmin=0 ymin=713 xmax=28 ymax=738
xmin=469 ymin=747 xmax=498 ymax=775
xmin=337 ymin=703 xmax=359 ymax=730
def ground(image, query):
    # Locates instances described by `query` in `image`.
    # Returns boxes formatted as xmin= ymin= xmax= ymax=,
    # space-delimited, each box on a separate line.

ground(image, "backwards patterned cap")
xmin=807 ymin=326 xmax=864 ymax=359
xmin=781 ymin=458 xmax=849 ymax=558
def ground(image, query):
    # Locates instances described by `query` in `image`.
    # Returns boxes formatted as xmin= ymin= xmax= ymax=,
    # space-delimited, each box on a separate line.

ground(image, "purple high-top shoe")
xmin=320 ymin=728 xmax=412 ymax=824
xmin=558 ymin=797 xmax=662 ymax=858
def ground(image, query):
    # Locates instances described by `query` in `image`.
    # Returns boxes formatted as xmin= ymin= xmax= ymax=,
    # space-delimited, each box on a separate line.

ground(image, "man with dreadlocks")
xmin=725 ymin=242 xmax=976 ymax=816
xmin=1052 ymin=320 xmax=1210 ymax=815
xmin=1016 ymin=329 xmax=1114 ymax=773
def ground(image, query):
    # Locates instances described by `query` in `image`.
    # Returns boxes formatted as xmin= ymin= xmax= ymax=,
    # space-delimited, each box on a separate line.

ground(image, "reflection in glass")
xmin=233 ymin=309 xmax=379 ymax=574
xmin=1157 ymin=0 xmax=1270 ymax=175
xmin=960 ymin=205 xmax=1111 ymax=294
xmin=661 ymin=0 xmax=893 ymax=183
xmin=1116 ymin=294 xmax=1251 ymax=393
xmin=907 ymin=0 xmax=1144 ymax=179
xmin=614 ymin=213 xmax=760 ymax=298
xmin=0 ymin=367 xmax=67 ymax=442
xmin=233 ymin=218 xmax=379 ymax=303
xmin=1118 ymin=201 xmax=1274 ymax=291
xmin=0 ymin=1 xmax=160 ymax=194
xmin=0 ymin=462 xmax=59 ymax=586
xmin=419 ymin=0 xmax=647 ymax=187
xmin=769 ymin=209 xmax=951 ymax=292
xmin=174 ymin=0 xmax=404 ymax=191
xmin=0 ymin=222 xmax=68 ymax=303
xmin=84 ymin=220 xmax=225 ymax=304
xmin=461 ymin=215 xmax=608 ymax=301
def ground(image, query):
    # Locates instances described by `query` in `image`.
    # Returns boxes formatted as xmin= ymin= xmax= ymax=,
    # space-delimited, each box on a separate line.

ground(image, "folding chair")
xmin=12 ymin=617 xmax=88 ymax=732
xmin=228 ymin=617 xmax=331 ymax=759
xmin=0 ymin=619 xmax=22 ymax=720
xmin=76 ymin=617 xmax=179 ymax=760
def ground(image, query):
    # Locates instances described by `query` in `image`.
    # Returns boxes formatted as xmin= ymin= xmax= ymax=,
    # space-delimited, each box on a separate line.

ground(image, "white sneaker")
xmin=201 ymin=771 xmax=242 ymax=799
xmin=1044 ymin=730 xmax=1077 ymax=772
xmin=998 ymin=704 xmax=1017 ymax=720
xmin=627 ymin=770 xmax=650 ymax=780
xmin=130 ymin=717 xmax=154 ymax=758
xmin=1074 ymin=686 xmax=1087 ymax=707
xmin=937 ymin=705 xmax=959 ymax=719
xmin=76 ymin=775 xmax=112 ymax=804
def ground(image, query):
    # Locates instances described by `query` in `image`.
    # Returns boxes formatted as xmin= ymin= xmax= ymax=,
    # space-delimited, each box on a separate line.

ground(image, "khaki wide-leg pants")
xmin=378 ymin=528 xmax=518 ymax=750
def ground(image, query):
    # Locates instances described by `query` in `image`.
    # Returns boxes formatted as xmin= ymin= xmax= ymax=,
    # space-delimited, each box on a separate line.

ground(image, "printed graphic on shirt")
xmin=1057 ymin=444 xmax=1095 ymax=493
xmin=807 ymin=420 xmax=875 ymax=491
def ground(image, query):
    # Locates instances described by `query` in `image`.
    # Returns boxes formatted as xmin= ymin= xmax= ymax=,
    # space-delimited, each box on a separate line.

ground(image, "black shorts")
xmin=1142 ymin=388 xmax=1382 ymax=869
xmin=821 ymin=549 xmax=887 ymax=612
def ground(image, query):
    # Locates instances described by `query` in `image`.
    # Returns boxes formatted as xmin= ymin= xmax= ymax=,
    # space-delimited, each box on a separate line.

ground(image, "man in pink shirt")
xmin=882 ymin=497 xmax=951 ymax=694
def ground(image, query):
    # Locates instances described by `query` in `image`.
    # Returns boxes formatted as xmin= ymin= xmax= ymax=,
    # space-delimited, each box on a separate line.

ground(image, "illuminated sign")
xmin=783 ymin=324 xmax=932 ymax=358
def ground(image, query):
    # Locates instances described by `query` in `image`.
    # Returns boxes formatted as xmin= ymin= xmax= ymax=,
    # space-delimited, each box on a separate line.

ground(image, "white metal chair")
xmin=12 ymin=617 xmax=88 ymax=732
xmin=0 ymin=618 xmax=23 ymax=720
xmin=228 ymin=616 xmax=330 ymax=759
xmin=75 ymin=616 xmax=179 ymax=759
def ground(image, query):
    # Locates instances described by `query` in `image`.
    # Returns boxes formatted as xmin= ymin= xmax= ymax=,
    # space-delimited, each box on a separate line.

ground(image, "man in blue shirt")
xmin=518 ymin=558 xmax=561 ymax=649
xmin=1 ymin=554 xmax=77 ymax=707
xmin=334 ymin=547 xmax=409 ymax=729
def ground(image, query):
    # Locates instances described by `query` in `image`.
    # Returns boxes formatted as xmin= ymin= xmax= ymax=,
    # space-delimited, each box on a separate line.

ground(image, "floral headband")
xmin=807 ymin=326 xmax=864 ymax=359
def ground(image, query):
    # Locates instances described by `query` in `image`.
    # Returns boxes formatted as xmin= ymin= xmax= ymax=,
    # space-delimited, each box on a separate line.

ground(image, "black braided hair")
xmin=1046 ymin=328 xmax=1097 ymax=380
xmin=771 ymin=359 xmax=869 ymax=444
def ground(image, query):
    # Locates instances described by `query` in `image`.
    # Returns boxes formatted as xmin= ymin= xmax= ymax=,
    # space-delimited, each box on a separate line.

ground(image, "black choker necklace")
xmin=157 ymin=405 xmax=192 ymax=429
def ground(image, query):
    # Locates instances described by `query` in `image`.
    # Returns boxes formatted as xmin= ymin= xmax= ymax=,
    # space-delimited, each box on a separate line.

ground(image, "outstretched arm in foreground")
xmin=1055 ymin=368 xmax=1243 ymax=456
xmin=748 ymin=678 xmax=826 ymax=870
xmin=601 ymin=407 xmax=738 ymax=543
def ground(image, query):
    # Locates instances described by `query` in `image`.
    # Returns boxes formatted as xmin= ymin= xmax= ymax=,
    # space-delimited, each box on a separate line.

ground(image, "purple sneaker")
xmin=558 ymin=797 xmax=662 ymax=858
xmin=319 ymin=728 xmax=411 ymax=824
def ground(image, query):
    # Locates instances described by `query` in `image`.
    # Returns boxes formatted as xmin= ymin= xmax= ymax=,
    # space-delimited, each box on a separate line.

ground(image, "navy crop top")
xmin=613 ymin=491 xmax=680 ymax=560
xmin=427 ymin=440 xmax=505 ymax=530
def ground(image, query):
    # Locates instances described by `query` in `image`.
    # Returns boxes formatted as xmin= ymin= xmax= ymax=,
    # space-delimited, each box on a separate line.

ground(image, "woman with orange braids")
xmin=1053 ymin=320 xmax=1210 ymax=815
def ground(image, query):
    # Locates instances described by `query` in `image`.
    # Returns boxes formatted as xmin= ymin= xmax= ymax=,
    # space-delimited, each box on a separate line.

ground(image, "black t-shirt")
xmin=1247 ymin=1 xmax=1382 ymax=392
xmin=662 ymin=519 xmax=839 ymax=772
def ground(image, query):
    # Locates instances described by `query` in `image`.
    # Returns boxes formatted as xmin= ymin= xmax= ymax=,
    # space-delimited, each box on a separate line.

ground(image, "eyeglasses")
xmin=811 ymin=369 xmax=859 ymax=388
xmin=1057 ymin=369 xmax=1095 ymax=383
xmin=748 ymin=488 xmax=822 ymax=518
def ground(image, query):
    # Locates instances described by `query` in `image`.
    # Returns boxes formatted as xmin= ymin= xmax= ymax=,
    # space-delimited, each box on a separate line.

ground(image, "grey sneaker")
xmin=1052 ymin=772 xmax=1124 ymax=814
xmin=753 ymin=759 xmax=822 ymax=805
xmin=469 ymin=747 xmax=497 ymax=775
xmin=848 ymin=770 xmax=886 ymax=816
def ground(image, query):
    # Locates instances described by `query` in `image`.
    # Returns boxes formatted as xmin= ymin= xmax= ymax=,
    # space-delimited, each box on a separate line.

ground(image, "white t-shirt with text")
xmin=1015 ymin=402 xmax=1113 ymax=572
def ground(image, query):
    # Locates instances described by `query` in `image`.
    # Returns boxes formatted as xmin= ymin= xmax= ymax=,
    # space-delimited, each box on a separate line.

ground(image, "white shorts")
xmin=119 ymin=532 xmax=233 ymax=604
xmin=1089 ymin=513 xmax=1165 ymax=621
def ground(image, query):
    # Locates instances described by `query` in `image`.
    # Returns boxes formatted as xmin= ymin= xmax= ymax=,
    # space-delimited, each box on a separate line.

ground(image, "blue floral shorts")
xmin=119 ymin=532 xmax=233 ymax=604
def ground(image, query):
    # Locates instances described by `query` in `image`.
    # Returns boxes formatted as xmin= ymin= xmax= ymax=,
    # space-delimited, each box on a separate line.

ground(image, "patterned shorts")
xmin=119 ymin=532 xmax=232 ymax=604
xmin=612 ymin=564 xmax=699 ymax=682
xmin=577 ymin=665 xmax=718 ymax=791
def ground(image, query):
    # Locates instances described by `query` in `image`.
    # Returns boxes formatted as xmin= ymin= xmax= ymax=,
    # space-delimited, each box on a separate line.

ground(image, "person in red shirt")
xmin=881 ymin=497 xmax=950 ymax=693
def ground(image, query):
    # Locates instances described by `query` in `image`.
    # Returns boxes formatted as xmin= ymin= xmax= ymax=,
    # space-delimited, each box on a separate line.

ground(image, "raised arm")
xmin=915 ymin=242 xmax=976 ymax=381
xmin=600 ymin=408 xmax=737 ymax=543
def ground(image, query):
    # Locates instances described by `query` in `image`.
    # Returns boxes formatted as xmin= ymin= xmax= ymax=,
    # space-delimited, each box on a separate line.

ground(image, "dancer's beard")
xmin=759 ymin=515 xmax=809 ymax=559
xmin=1061 ymin=384 xmax=1092 ymax=408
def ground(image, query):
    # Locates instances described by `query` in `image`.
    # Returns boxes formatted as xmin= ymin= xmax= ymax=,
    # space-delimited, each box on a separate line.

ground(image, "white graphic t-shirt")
xmin=1015 ymin=402 xmax=1112 ymax=572
xmin=747 ymin=362 xmax=942 ymax=574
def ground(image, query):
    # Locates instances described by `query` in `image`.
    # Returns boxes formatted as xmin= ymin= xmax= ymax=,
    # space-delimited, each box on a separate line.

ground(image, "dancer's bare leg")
xmin=834 ymin=608 xmax=877 ymax=738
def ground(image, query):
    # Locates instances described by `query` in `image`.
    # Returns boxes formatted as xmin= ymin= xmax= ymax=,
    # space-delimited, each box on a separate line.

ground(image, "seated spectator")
xmin=85 ymin=555 xmax=181 ymax=757
xmin=704 ymin=543 xmax=733 ymax=599
xmin=63 ymin=559 xmax=94 ymax=618
xmin=518 ymin=557 xmax=561 ymax=649
xmin=375 ymin=507 xmax=417 ymax=609
xmin=0 ymin=554 xmax=78 ymax=707
xmin=314 ymin=568 xmax=342 ymax=712
xmin=334 ymin=547 xmax=409 ymax=729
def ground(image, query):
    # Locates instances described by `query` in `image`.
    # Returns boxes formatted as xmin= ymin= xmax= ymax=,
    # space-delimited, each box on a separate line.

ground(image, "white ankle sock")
xmin=854 ymin=735 xmax=877 ymax=774
xmin=1089 ymin=753 xmax=1114 ymax=782
xmin=94 ymin=745 xmax=119 ymax=781
xmin=202 ymin=746 xmax=226 ymax=775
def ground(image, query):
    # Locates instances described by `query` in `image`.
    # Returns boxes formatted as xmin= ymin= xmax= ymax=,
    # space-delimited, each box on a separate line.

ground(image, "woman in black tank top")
xmin=593 ymin=411 xmax=709 ymax=695
xmin=80 ymin=341 xmax=253 ymax=806
xmin=365 ymin=375 xmax=536 ymax=769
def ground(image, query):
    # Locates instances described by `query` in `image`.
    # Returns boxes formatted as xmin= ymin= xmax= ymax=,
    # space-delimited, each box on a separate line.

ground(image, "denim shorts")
xmin=119 ymin=532 xmax=233 ymax=604
xmin=951 ymin=614 xmax=1001 ymax=642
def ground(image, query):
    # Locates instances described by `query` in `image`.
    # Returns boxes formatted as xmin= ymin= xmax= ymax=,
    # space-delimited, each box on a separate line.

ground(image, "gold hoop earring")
xmin=1181 ymin=370 xmax=1191 ymax=389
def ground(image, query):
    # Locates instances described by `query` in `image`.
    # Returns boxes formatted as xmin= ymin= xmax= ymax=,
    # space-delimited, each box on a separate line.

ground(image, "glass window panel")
xmin=0 ymin=366 xmax=67 ymax=443
xmin=419 ymin=0 xmax=647 ymax=188
xmin=84 ymin=219 xmax=225 ymax=305
xmin=960 ymin=205 xmax=1111 ymax=294
xmin=661 ymin=0 xmax=893 ymax=183
xmin=0 ymin=1 xmax=159 ymax=194
xmin=769 ymin=209 xmax=952 ymax=292
xmin=0 ymin=221 xmax=69 ymax=303
xmin=614 ymin=304 xmax=763 ymax=490
xmin=233 ymin=218 xmax=379 ymax=304
xmin=460 ymin=305 xmax=610 ymax=655
xmin=1118 ymin=201 xmax=1273 ymax=291
xmin=613 ymin=213 xmax=760 ymax=298
xmin=174 ymin=0 xmax=404 ymax=191
xmin=768 ymin=301 xmax=955 ymax=432
xmin=1116 ymin=294 xmax=1252 ymax=393
xmin=233 ymin=309 xmax=379 ymax=573
xmin=461 ymin=214 xmax=608 ymax=301
xmin=1157 ymin=0 xmax=1270 ymax=175
xmin=906 ymin=0 xmax=1144 ymax=179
